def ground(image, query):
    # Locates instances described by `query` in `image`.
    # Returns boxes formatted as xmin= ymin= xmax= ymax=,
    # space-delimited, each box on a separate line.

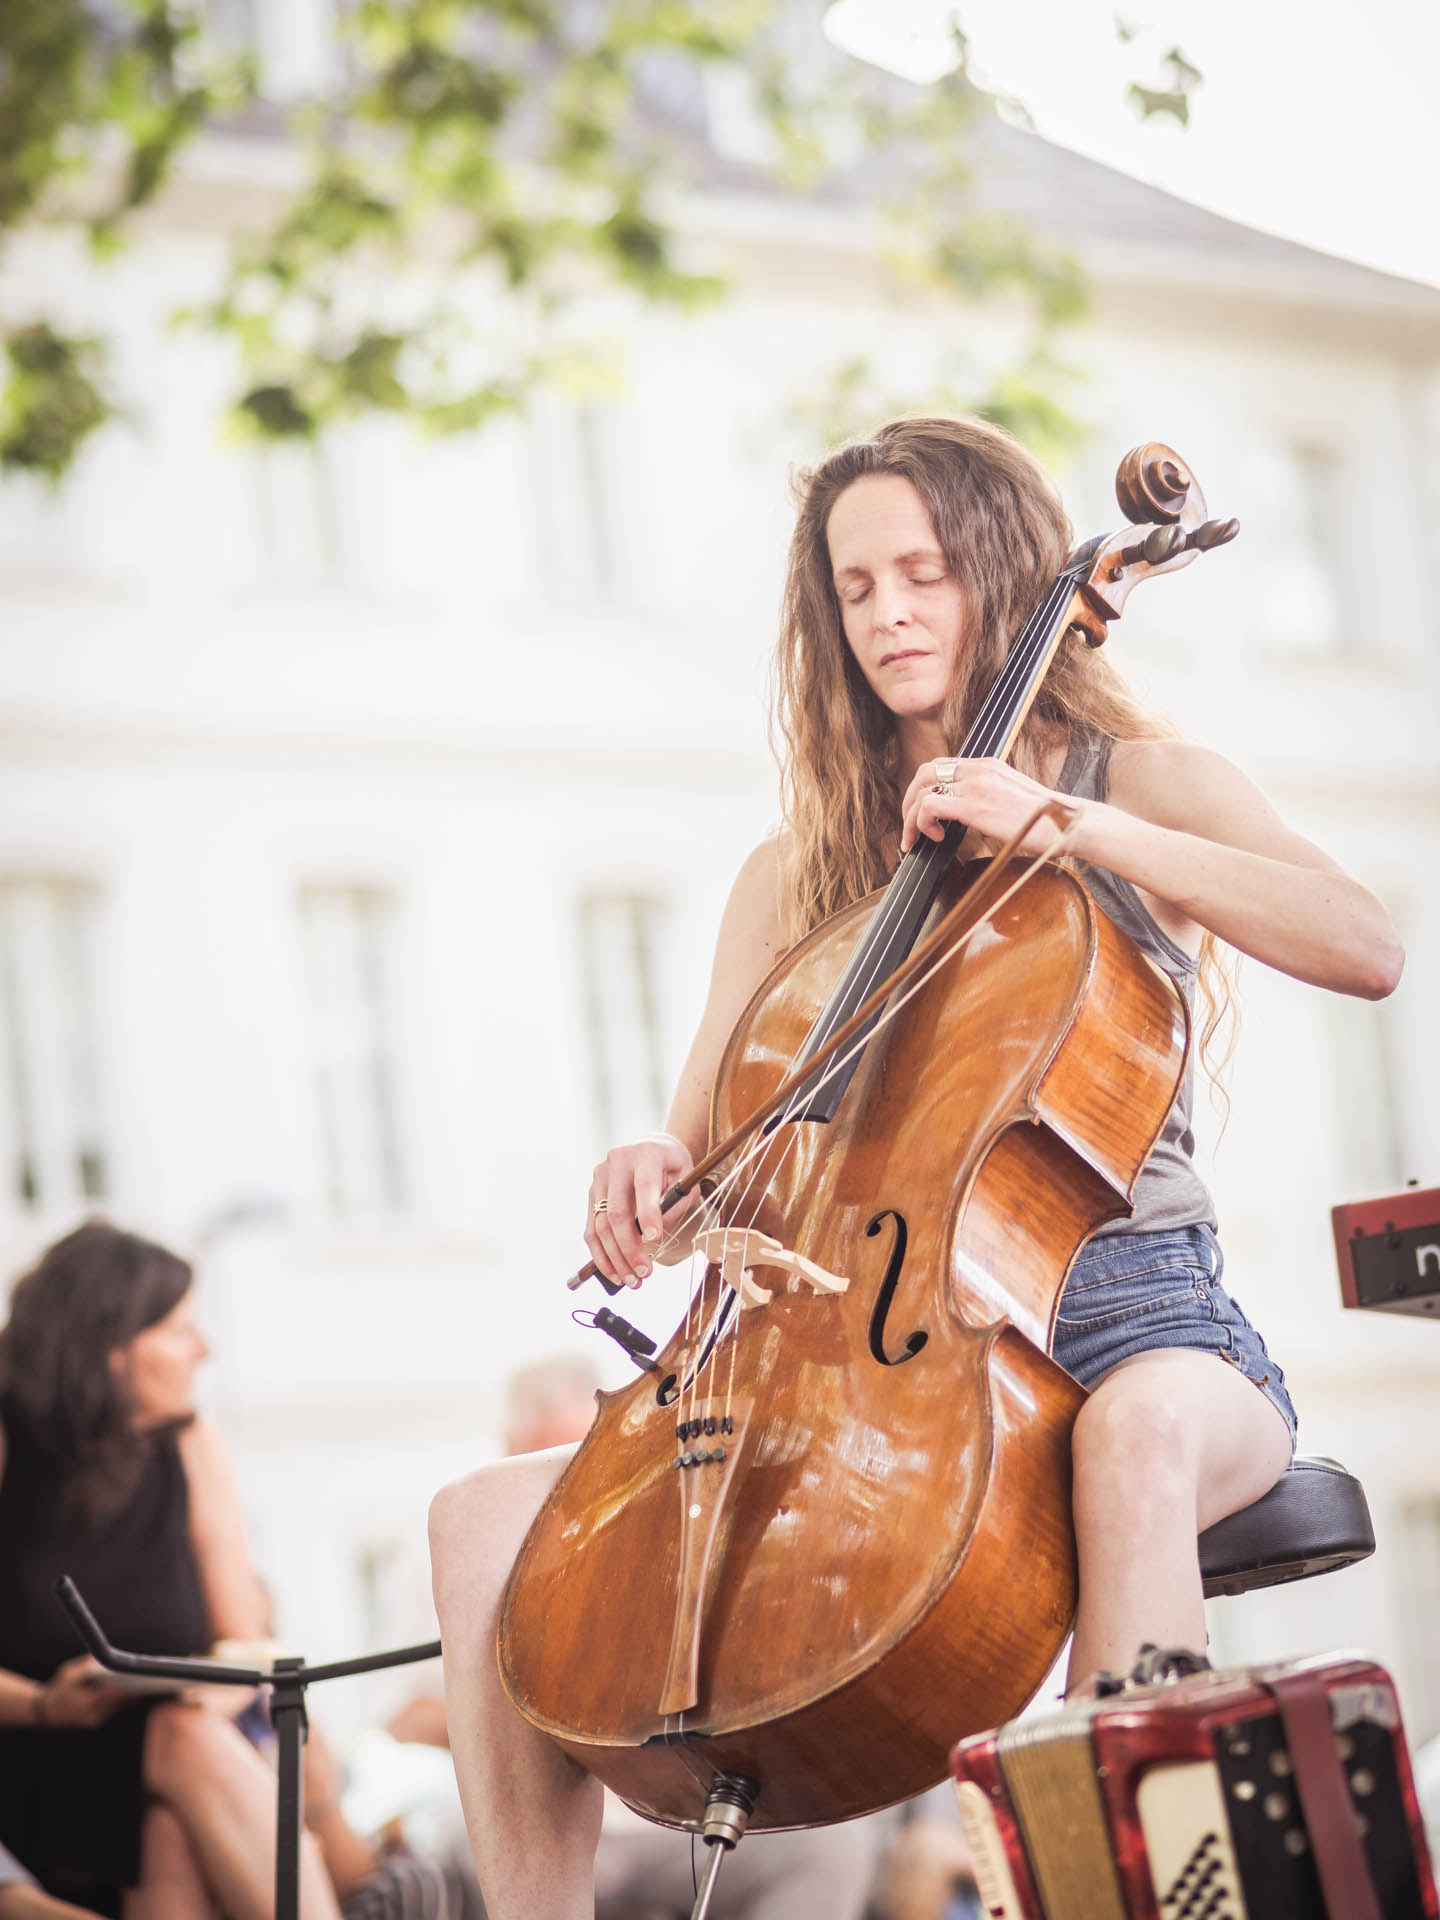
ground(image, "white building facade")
xmin=2 ymin=90 xmax=1439 ymax=1742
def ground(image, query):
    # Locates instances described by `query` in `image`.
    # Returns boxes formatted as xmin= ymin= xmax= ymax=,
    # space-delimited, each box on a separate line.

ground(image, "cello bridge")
xmin=692 ymin=1226 xmax=850 ymax=1309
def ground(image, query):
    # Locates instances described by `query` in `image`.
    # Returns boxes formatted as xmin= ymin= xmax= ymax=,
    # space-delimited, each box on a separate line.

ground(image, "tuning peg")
xmin=1187 ymin=517 xmax=1239 ymax=551
xmin=1141 ymin=523 xmax=1188 ymax=565
xmin=1113 ymin=522 xmax=1187 ymax=576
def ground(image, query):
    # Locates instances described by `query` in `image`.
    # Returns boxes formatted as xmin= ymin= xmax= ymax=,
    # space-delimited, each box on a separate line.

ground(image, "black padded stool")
xmin=1198 ymin=1454 xmax=1375 ymax=1599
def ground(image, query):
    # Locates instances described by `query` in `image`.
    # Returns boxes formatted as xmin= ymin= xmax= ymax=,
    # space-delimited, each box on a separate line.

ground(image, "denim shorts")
xmin=1052 ymin=1224 xmax=1297 ymax=1449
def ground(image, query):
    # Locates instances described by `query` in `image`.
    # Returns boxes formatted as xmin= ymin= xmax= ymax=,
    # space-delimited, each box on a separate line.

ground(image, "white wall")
xmin=2 ymin=150 xmax=1438 ymax=1742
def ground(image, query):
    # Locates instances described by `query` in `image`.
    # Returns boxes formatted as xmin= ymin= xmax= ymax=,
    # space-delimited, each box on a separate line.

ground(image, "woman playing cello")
xmin=429 ymin=415 xmax=1403 ymax=1920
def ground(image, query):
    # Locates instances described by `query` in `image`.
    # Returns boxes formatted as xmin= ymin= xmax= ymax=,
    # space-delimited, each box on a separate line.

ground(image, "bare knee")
xmin=1073 ymin=1375 xmax=1194 ymax=1501
xmin=429 ymin=1447 xmax=574 ymax=1622
xmin=136 ymin=1802 xmax=208 ymax=1892
xmin=143 ymin=1701 xmax=253 ymax=1798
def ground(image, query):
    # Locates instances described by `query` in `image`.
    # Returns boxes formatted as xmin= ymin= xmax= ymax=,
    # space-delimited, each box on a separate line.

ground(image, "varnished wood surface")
xmin=500 ymin=860 xmax=1187 ymax=1830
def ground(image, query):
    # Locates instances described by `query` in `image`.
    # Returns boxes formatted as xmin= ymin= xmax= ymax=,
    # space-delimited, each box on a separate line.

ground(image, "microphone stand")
xmin=55 ymin=1575 xmax=442 ymax=1920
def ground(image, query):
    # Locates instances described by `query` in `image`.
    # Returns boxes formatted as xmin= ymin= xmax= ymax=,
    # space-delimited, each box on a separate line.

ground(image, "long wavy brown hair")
xmin=772 ymin=413 xmax=1233 ymax=1087
xmin=0 ymin=1221 xmax=194 ymax=1529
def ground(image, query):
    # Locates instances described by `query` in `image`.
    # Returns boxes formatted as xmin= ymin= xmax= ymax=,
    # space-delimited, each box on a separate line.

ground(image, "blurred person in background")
xmin=390 ymin=1358 xmax=883 ymax=1919
xmin=0 ymin=1222 xmax=341 ymax=1920
xmin=0 ymin=1842 xmax=111 ymax=1920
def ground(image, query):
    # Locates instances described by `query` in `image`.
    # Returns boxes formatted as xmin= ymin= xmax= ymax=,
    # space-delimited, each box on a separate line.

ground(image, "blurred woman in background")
xmin=0 ymin=1221 xmax=340 ymax=1920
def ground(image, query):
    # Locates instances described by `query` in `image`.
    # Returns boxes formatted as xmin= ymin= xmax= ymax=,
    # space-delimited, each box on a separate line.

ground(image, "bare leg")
xmin=1066 ymin=1349 xmax=1292 ymax=1692
xmin=429 ymin=1447 xmax=602 ymax=1920
xmin=123 ymin=1805 xmax=216 ymax=1920
xmin=869 ymin=1818 xmax=975 ymax=1920
xmin=2 ymin=1890 xmax=114 ymax=1920
xmin=143 ymin=1702 xmax=341 ymax=1920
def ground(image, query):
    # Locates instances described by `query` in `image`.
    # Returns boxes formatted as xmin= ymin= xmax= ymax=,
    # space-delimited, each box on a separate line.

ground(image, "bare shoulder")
xmin=731 ymin=833 xmax=784 ymax=901
xmin=665 ymin=835 xmax=791 ymax=1150
xmin=718 ymin=835 xmax=788 ymax=964
xmin=175 ymin=1413 xmax=232 ymax=1486
xmin=1107 ymin=738 xmax=1345 ymax=871
xmin=1107 ymin=738 xmax=1251 ymax=824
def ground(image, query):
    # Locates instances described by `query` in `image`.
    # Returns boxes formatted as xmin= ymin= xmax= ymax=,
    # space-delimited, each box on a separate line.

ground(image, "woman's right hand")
xmin=586 ymin=1133 xmax=696 ymax=1289
xmin=36 ymin=1653 xmax=132 ymax=1727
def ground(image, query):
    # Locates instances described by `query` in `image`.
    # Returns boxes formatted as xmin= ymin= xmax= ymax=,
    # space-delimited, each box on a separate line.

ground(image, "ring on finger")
xmin=932 ymin=757 xmax=959 ymax=795
xmin=592 ymin=1200 xmax=609 ymax=1216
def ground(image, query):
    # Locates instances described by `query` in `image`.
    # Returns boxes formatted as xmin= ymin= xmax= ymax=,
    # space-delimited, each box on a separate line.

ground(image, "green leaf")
xmin=2 ymin=0 xmax=1096 ymax=473
xmin=235 ymin=384 xmax=316 ymax=440
xmin=0 ymin=321 xmax=114 ymax=481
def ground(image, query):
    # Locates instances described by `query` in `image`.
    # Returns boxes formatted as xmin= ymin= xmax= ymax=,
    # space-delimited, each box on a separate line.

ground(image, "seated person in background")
xmin=0 ymin=1221 xmax=341 ymax=1920
xmin=392 ymin=1356 xmax=883 ymax=1920
xmin=868 ymin=1798 xmax=982 ymax=1920
xmin=0 ymin=1840 xmax=117 ymax=1920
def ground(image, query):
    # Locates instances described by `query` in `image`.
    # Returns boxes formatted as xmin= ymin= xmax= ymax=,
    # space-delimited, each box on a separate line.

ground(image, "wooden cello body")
xmin=499 ymin=860 xmax=1187 ymax=1829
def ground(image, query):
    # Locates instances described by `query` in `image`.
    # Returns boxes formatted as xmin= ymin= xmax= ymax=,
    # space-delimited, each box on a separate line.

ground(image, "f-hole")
xmin=866 ymin=1210 xmax=927 ymax=1366
xmin=653 ymin=1288 xmax=738 ymax=1407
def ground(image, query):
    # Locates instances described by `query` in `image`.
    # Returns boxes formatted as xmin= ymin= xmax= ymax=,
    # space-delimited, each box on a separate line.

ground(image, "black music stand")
xmin=55 ymin=1575 xmax=442 ymax=1920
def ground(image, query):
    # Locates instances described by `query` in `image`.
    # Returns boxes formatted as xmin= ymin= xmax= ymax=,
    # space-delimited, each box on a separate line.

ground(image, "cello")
xmin=500 ymin=445 xmax=1238 ymax=1835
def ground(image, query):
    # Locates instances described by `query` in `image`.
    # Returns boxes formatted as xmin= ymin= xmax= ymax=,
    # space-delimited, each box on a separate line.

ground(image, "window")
xmin=204 ymin=0 xmax=263 ymax=48
xmin=1251 ymin=440 xmax=1351 ymax=654
xmin=1326 ymin=996 xmax=1404 ymax=1195
xmin=0 ymin=474 xmax=83 ymax=576
xmin=529 ymin=396 xmax=614 ymax=597
xmin=253 ymin=441 xmax=341 ymax=587
xmin=299 ymin=886 xmax=404 ymax=1216
xmin=0 ymin=880 xmax=107 ymax=1214
xmin=577 ymin=893 xmax=668 ymax=1145
xmin=204 ymin=0 xmax=339 ymax=98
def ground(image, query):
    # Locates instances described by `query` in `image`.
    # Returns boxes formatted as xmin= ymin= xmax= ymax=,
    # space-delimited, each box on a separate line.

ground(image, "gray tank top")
xmin=1055 ymin=733 xmax=1218 ymax=1237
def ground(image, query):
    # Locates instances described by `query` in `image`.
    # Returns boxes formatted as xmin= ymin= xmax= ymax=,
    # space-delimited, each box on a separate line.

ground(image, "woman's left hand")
xmin=38 ymin=1653 xmax=133 ymax=1727
xmin=900 ymin=757 xmax=1078 ymax=858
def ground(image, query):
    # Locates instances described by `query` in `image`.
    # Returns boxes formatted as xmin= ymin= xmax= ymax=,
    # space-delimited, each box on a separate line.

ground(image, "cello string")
xmin=644 ymin=566 xmax=1086 ymax=1377
xmin=823 ymin=576 xmax=1070 ymax=991
xmin=645 ymin=817 xmax=1083 ymax=1397
xmin=655 ymin=826 xmax=1067 ymax=1459
xmin=648 ymin=578 xmax=1080 ymax=1317
xmin=651 ymin=570 xmax=1091 ymax=1555
xmin=702 ymin=819 xmax=1086 ymax=1427
xmin=792 ymin=574 xmax=1078 ymax=1069
xmin=721 ymin=1242 xmax=741 ymax=1432
xmin=649 ymin=800 xmax=1085 ymax=1293
xmin=682 ymin=1185 xmax=729 ymax=1430
xmin=647 ymin=581 xmax=1089 ymax=1499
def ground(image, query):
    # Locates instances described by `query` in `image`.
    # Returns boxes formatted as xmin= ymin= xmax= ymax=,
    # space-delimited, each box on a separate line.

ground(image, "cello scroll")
xmin=1067 ymin=440 xmax=1238 ymax=644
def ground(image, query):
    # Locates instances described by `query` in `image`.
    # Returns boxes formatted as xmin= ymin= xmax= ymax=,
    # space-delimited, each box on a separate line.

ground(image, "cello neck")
xmin=776 ymin=550 xmax=1097 ymax=1127
xmin=957 ymin=556 xmax=1095 ymax=765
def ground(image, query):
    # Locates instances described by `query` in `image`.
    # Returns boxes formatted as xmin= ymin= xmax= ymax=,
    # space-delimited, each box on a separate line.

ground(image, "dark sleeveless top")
xmin=1055 ymin=732 xmax=1218 ymax=1238
xmin=0 ymin=1413 xmax=210 ymax=1900
xmin=0 ymin=1417 xmax=208 ymax=1679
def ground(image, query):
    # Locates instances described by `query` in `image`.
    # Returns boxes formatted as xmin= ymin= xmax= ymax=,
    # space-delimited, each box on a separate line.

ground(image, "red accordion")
xmin=950 ymin=1653 xmax=1437 ymax=1920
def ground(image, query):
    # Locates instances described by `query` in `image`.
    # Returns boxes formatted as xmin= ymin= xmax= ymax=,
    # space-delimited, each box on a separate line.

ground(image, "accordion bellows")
xmin=950 ymin=1652 xmax=1437 ymax=1920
